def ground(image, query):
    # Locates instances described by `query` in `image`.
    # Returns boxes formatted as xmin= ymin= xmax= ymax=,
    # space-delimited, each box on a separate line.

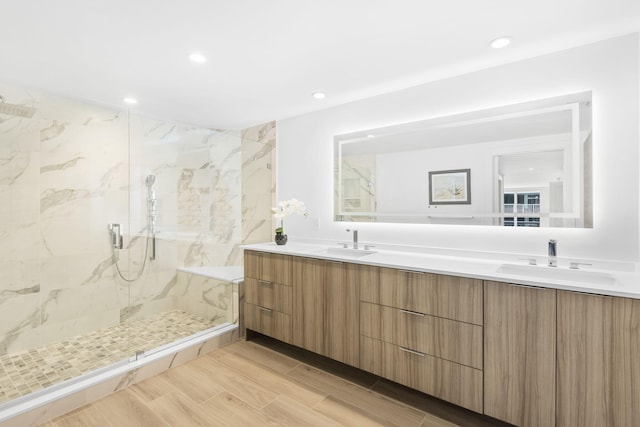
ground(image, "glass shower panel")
xmin=0 ymin=84 xmax=42 ymax=404
xmin=123 ymin=115 xmax=242 ymax=358
xmin=0 ymin=82 xmax=132 ymax=404
xmin=175 ymin=270 xmax=239 ymax=333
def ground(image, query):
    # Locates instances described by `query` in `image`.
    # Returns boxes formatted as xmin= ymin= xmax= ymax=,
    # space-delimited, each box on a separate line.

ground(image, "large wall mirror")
xmin=334 ymin=92 xmax=592 ymax=228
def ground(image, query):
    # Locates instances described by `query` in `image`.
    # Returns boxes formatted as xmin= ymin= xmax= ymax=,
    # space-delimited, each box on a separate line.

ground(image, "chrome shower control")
xmin=108 ymin=223 xmax=123 ymax=249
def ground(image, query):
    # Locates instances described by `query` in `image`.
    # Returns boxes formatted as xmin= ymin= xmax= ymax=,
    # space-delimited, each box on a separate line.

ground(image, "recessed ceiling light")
xmin=189 ymin=52 xmax=207 ymax=63
xmin=489 ymin=36 xmax=512 ymax=49
xmin=367 ymin=134 xmax=375 ymax=138
xmin=528 ymin=167 xmax=535 ymax=171
xmin=123 ymin=97 xmax=137 ymax=105
xmin=312 ymin=92 xmax=326 ymax=99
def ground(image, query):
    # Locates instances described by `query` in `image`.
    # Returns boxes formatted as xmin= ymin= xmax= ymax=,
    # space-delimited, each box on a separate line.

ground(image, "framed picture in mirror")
xmin=429 ymin=168 xmax=471 ymax=205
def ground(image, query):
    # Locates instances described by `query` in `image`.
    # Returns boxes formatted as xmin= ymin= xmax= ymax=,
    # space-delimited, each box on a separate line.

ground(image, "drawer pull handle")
xmin=258 ymin=280 xmax=273 ymax=286
xmin=398 ymin=269 xmax=425 ymax=275
xmin=399 ymin=309 xmax=425 ymax=317
xmin=258 ymin=306 xmax=273 ymax=313
xmin=400 ymin=347 xmax=426 ymax=357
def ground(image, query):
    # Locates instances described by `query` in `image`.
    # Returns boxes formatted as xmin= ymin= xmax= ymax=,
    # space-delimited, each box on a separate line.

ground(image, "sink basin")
xmin=496 ymin=263 xmax=617 ymax=286
xmin=313 ymin=247 xmax=377 ymax=258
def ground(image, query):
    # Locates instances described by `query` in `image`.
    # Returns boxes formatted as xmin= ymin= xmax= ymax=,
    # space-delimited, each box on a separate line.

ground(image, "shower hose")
xmin=112 ymin=227 xmax=152 ymax=282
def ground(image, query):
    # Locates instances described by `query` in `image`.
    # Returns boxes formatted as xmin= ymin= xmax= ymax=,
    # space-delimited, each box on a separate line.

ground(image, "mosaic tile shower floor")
xmin=0 ymin=310 xmax=217 ymax=404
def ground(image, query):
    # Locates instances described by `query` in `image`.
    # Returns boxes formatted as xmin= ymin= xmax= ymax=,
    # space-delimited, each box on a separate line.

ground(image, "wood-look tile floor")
xmin=42 ymin=335 xmax=511 ymax=427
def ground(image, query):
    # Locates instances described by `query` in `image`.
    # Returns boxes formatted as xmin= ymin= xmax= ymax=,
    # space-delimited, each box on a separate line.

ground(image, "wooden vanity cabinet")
xmin=291 ymin=256 xmax=326 ymax=354
xmin=245 ymin=252 xmax=362 ymax=367
xmin=244 ymin=249 xmax=640 ymax=427
xmin=244 ymin=251 xmax=293 ymax=343
xmin=483 ymin=281 xmax=556 ymax=427
xmin=291 ymin=257 xmax=363 ymax=367
xmin=360 ymin=267 xmax=484 ymax=413
xmin=556 ymin=291 xmax=640 ymax=427
xmin=323 ymin=260 xmax=362 ymax=367
xmin=244 ymin=303 xmax=292 ymax=342
xmin=360 ymin=301 xmax=483 ymax=369
xmin=361 ymin=267 xmax=484 ymax=325
xmin=245 ymin=250 xmax=292 ymax=285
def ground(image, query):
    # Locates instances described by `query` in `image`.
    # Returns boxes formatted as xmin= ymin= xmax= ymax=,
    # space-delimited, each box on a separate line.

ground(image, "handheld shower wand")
xmin=146 ymin=174 xmax=156 ymax=199
xmin=146 ymin=175 xmax=157 ymax=260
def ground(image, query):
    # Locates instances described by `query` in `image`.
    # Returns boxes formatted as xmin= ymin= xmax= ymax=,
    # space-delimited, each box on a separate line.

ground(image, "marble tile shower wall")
xmin=0 ymin=82 xmax=243 ymax=357
xmin=241 ymin=121 xmax=276 ymax=245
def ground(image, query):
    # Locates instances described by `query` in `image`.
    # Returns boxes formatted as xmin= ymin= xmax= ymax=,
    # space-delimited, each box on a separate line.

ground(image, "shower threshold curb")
xmin=0 ymin=322 xmax=239 ymax=426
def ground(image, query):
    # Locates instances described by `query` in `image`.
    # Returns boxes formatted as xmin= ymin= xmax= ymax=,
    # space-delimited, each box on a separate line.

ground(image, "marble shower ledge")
xmin=177 ymin=266 xmax=244 ymax=284
xmin=241 ymin=242 xmax=640 ymax=299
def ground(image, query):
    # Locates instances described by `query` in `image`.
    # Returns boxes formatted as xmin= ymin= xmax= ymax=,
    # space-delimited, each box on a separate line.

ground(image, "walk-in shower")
xmin=0 ymin=83 xmax=242 ymax=423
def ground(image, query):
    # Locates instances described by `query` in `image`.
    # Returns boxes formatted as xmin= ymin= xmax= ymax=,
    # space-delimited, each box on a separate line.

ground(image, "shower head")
xmin=0 ymin=94 xmax=36 ymax=118
xmin=146 ymin=174 xmax=156 ymax=188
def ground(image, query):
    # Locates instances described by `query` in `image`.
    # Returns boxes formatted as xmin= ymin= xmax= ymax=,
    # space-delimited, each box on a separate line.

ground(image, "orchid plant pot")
xmin=274 ymin=226 xmax=288 ymax=245
xmin=272 ymin=199 xmax=307 ymax=246
xmin=275 ymin=232 xmax=288 ymax=245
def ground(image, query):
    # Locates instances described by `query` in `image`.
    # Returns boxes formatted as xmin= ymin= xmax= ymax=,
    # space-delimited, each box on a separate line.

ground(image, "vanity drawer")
xmin=245 ymin=277 xmax=292 ymax=314
xmin=244 ymin=303 xmax=292 ymax=343
xmin=360 ymin=335 xmax=483 ymax=413
xmin=360 ymin=302 xmax=482 ymax=369
xmin=361 ymin=267 xmax=483 ymax=325
xmin=244 ymin=250 xmax=292 ymax=285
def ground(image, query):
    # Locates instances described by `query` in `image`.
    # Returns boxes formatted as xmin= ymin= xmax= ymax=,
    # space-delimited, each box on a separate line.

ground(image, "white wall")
xmin=376 ymin=144 xmax=492 ymax=217
xmin=375 ymin=133 xmax=568 ymax=219
xmin=277 ymin=34 xmax=640 ymax=262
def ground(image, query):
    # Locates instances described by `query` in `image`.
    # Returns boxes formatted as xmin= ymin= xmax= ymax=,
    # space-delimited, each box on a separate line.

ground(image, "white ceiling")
xmin=1 ymin=1 xmax=638 ymax=129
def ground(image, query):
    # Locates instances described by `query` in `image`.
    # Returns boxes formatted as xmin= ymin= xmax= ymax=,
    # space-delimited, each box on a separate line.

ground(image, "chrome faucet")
xmin=346 ymin=229 xmax=358 ymax=249
xmin=548 ymin=239 xmax=557 ymax=267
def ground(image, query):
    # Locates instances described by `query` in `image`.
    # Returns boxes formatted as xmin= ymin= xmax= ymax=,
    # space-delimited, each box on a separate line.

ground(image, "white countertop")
xmin=177 ymin=266 xmax=244 ymax=283
xmin=242 ymin=242 xmax=640 ymax=299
